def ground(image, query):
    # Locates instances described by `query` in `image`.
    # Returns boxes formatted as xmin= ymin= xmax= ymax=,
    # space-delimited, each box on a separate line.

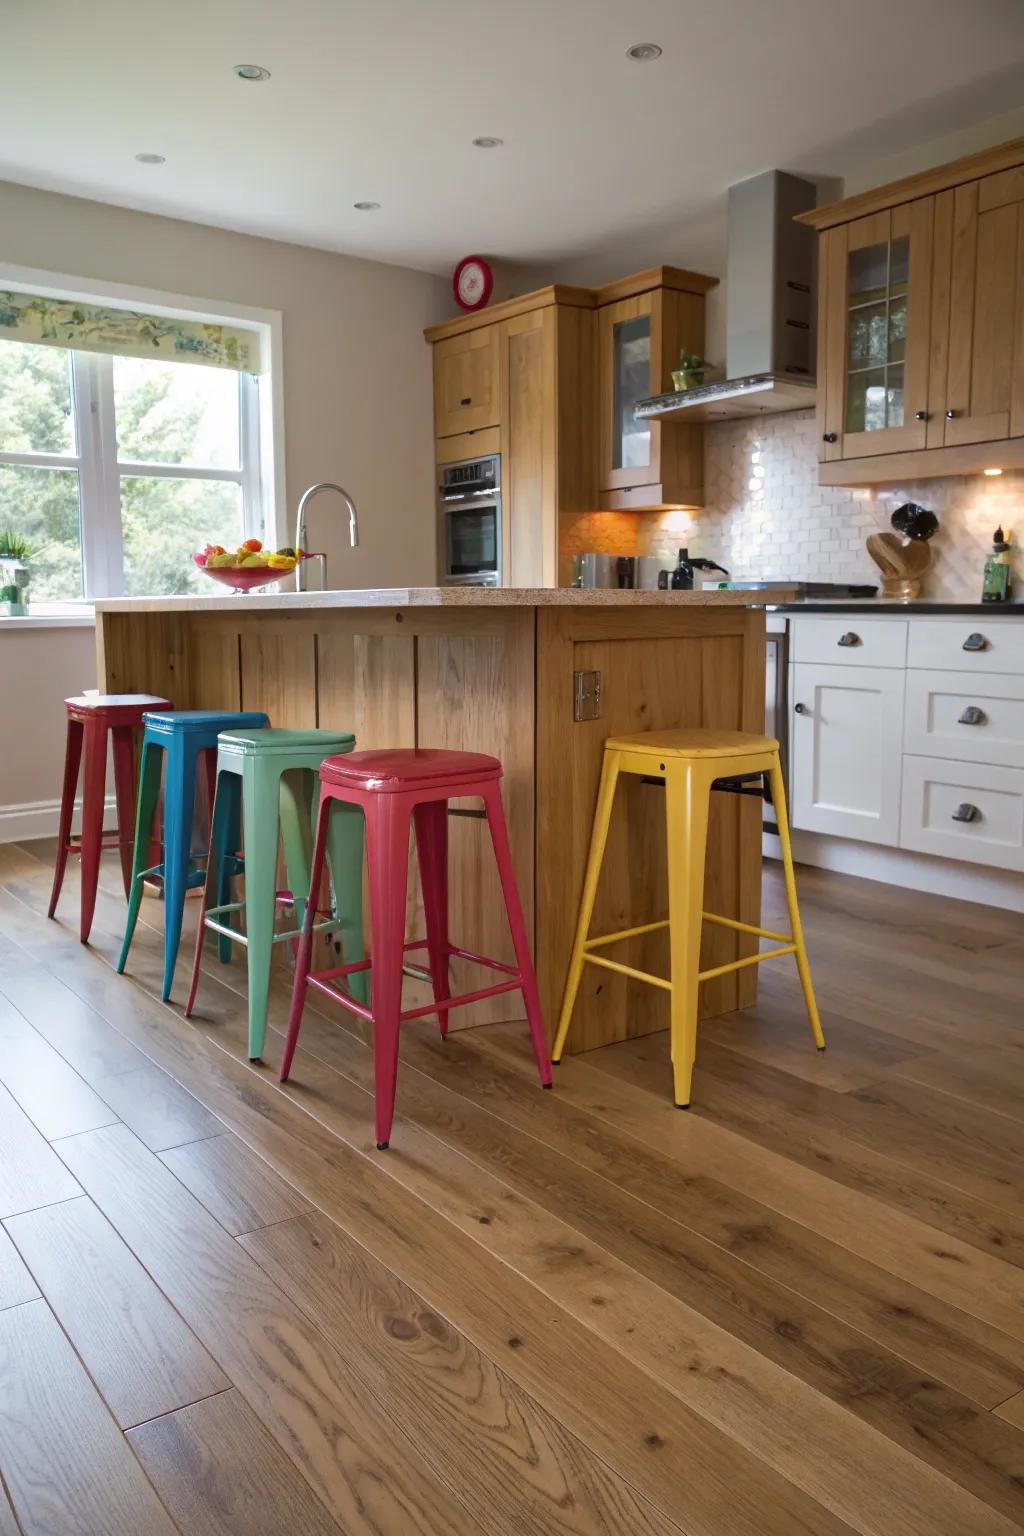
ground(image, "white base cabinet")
xmin=790 ymin=663 xmax=905 ymax=844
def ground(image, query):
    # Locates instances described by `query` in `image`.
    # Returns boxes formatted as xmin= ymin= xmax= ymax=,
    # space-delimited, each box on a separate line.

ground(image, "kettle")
xmin=659 ymin=548 xmax=730 ymax=590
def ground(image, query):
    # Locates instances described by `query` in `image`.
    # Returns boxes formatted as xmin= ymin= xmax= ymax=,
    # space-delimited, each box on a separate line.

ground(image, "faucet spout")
xmin=294 ymin=482 xmax=359 ymax=592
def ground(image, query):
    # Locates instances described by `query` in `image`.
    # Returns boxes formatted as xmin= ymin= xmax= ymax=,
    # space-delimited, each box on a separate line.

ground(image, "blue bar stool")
xmin=117 ymin=709 xmax=268 ymax=1000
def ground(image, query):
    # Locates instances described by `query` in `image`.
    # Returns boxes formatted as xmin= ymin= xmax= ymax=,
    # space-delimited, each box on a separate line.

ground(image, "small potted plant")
xmin=672 ymin=350 xmax=712 ymax=391
xmin=0 ymin=529 xmax=33 ymax=616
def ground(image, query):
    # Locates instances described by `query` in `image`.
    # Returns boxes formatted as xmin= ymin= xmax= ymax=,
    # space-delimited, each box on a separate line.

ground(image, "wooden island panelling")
xmin=95 ymin=588 xmax=782 ymax=1049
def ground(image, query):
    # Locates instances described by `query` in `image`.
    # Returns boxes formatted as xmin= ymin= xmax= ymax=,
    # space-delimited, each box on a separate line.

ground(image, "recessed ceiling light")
xmin=134 ymin=152 xmax=166 ymax=164
xmin=983 ymin=467 xmax=1003 ymax=476
xmin=233 ymin=63 xmax=271 ymax=81
xmin=353 ymin=201 xmax=380 ymax=211
xmin=472 ymin=136 xmax=503 ymax=149
xmin=626 ymin=42 xmax=662 ymax=61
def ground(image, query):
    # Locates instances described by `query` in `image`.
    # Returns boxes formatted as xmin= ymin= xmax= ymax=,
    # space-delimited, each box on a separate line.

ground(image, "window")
xmin=0 ymin=340 xmax=261 ymax=602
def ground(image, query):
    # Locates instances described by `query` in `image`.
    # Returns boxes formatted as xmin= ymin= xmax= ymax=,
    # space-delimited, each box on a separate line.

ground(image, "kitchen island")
xmin=95 ymin=586 xmax=794 ymax=1050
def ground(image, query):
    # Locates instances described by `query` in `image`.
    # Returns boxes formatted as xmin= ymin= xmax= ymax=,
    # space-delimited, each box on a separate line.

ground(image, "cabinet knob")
xmin=958 ymin=705 xmax=986 ymax=726
xmin=952 ymin=802 xmax=980 ymax=824
xmin=837 ymin=632 xmax=861 ymax=648
xmin=822 ymin=432 xmax=838 ymax=443
xmin=962 ymin=632 xmax=988 ymax=652
xmin=915 ymin=410 xmax=928 ymax=421
xmin=945 ymin=408 xmax=958 ymax=419
xmin=794 ymin=702 xmax=808 ymax=714
xmin=460 ymin=396 xmax=472 ymax=406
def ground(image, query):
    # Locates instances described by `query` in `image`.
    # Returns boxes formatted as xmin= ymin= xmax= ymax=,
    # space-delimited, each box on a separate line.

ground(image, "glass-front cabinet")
xmin=820 ymin=199 xmax=934 ymax=461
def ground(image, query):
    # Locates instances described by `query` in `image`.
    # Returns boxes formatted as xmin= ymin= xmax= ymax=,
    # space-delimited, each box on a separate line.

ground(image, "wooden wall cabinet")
xmin=433 ymin=327 xmax=500 ymax=437
xmin=802 ymin=136 xmax=1024 ymax=483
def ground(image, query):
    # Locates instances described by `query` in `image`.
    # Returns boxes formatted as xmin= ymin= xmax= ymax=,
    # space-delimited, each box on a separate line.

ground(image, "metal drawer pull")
xmin=822 ymin=432 xmax=838 ymax=443
xmin=794 ymin=702 xmax=808 ymax=714
xmin=958 ymin=706 xmax=986 ymax=726
xmin=952 ymin=803 xmax=980 ymax=823
xmin=962 ymin=632 xmax=988 ymax=652
xmin=460 ymin=396 xmax=472 ymax=405
xmin=837 ymin=632 xmax=861 ymax=647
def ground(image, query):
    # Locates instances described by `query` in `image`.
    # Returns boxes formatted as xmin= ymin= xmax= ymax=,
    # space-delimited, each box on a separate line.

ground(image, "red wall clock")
xmin=453 ymin=255 xmax=494 ymax=312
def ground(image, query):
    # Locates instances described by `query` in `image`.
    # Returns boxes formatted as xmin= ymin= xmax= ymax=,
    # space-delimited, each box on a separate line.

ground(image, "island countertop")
xmin=96 ymin=584 xmax=769 ymax=1052
xmin=94 ymin=583 xmax=799 ymax=614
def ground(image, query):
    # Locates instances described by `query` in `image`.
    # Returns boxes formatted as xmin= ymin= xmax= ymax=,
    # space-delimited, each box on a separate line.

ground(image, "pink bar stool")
xmin=280 ymin=747 xmax=552 ymax=1148
xmin=49 ymin=692 xmax=173 ymax=943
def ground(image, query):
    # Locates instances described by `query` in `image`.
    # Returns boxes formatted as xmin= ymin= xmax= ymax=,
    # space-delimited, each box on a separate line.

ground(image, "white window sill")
xmin=0 ymin=605 xmax=96 ymax=629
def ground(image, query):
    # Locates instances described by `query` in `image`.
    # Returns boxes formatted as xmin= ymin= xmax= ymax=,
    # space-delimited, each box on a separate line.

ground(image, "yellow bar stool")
xmin=551 ymin=729 xmax=824 ymax=1107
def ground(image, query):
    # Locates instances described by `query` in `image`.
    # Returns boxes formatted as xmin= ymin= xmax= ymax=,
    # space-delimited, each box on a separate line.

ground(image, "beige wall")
xmin=0 ymin=624 xmax=97 ymax=836
xmin=0 ymin=178 xmax=450 ymax=588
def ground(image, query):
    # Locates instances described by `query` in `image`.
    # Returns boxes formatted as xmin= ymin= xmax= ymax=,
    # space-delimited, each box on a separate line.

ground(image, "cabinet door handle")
xmin=794 ymin=702 xmax=809 ymax=714
xmin=837 ymin=632 xmax=861 ymax=647
xmin=822 ymin=432 xmax=838 ymax=443
xmin=945 ymin=408 xmax=958 ymax=419
xmin=958 ymin=706 xmax=986 ymax=725
xmin=460 ymin=396 xmax=472 ymax=406
xmin=915 ymin=410 xmax=928 ymax=421
xmin=962 ymin=632 xmax=988 ymax=652
xmin=952 ymin=802 xmax=979 ymax=823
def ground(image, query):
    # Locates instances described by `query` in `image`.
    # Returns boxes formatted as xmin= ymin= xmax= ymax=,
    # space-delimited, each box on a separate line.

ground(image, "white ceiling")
xmin=4 ymin=0 xmax=1024 ymax=279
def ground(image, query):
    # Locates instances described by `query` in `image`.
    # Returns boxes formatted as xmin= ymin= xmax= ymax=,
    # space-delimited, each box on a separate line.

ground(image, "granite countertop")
xmin=772 ymin=600 xmax=1024 ymax=616
xmin=94 ymin=584 xmax=800 ymax=615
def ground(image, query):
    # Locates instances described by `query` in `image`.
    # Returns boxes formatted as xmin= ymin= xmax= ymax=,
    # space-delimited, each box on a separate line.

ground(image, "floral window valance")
xmin=0 ymin=290 xmax=263 ymax=373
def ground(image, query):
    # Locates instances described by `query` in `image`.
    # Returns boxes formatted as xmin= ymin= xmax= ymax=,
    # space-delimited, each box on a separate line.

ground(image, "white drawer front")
xmin=899 ymin=755 xmax=1024 ymax=872
xmin=791 ymin=617 xmax=907 ymax=668
xmin=904 ymin=670 xmax=1024 ymax=769
xmin=906 ymin=618 xmax=1024 ymax=674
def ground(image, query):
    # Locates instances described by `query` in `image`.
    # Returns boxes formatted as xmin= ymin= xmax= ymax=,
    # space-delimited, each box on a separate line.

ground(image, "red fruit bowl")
xmin=197 ymin=564 xmax=284 ymax=593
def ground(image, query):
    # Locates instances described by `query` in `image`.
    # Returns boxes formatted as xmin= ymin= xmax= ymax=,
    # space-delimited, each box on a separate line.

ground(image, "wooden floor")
xmin=0 ymin=839 xmax=1022 ymax=1535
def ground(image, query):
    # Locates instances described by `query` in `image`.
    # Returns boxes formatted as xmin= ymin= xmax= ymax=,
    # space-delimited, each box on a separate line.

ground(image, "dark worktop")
xmin=770 ymin=600 xmax=1024 ymax=616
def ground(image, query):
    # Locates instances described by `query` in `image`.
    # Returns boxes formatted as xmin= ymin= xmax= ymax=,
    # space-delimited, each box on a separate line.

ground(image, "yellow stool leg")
xmin=665 ymin=760 xmax=710 ymax=1107
xmin=552 ymin=749 xmax=621 ymax=1062
xmin=769 ymin=756 xmax=825 ymax=1051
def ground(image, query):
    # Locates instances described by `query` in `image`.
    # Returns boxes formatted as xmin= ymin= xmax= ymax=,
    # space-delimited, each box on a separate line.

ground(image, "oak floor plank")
xmin=0 ymin=1081 xmax=81 ymax=1219
xmin=0 ymin=1485 xmax=19 ymax=1536
xmin=159 ymin=1133 xmax=313 ymax=1237
xmin=56 ymin=1123 xmax=488 ymax=1536
xmin=243 ymin=1210 xmax=696 ymax=1536
xmin=0 ymin=1227 xmax=38 ymax=1313
xmin=5 ymin=1195 xmax=228 ymax=1429
xmin=0 ymin=1298 xmax=177 ymax=1535
xmin=996 ymin=1392 xmax=1024 ymax=1432
xmin=0 ymin=993 xmax=119 ymax=1140
xmin=92 ymin=1063 xmax=223 ymax=1152
xmin=128 ymin=1389 xmax=343 ymax=1536
xmin=888 ymin=1041 xmax=1024 ymax=1125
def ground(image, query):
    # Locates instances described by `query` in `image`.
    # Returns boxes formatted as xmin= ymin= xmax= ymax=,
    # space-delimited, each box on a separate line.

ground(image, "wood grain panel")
xmin=129 ymin=1389 xmax=344 ymax=1536
xmin=316 ymin=629 xmax=416 ymax=748
xmin=0 ymin=995 xmax=118 ymax=1140
xmin=0 ymin=1298 xmax=177 ymax=1535
xmin=0 ymin=1225 xmax=38 ymax=1311
xmin=239 ymin=622 xmax=317 ymax=727
xmin=57 ymin=1123 xmax=483 ymax=1536
xmin=97 ymin=610 xmax=188 ymax=707
xmin=6 ymin=1195 xmax=227 ymax=1428
xmin=0 ymin=1080 xmax=81 ymax=1219
xmin=186 ymin=620 xmax=243 ymax=711
xmin=92 ymin=1063 xmax=222 ymax=1152
xmin=159 ymin=1133 xmax=312 ymax=1236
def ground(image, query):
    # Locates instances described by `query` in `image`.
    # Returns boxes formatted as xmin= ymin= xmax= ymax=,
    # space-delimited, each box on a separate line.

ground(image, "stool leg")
xmin=185 ymin=768 xmax=234 ymax=1018
xmin=216 ymin=768 xmax=242 ymax=965
xmin=48 ymin=717 xmax=83 ymax=919
xmin=325 ymin=802 xmax=368 ymax=1008
xmin=242 ymin=767 xmax=281 ymax=1061
xmin=551 ymin=751 xmax=620 ymax=1063
xmin=117 ymin=738 xmax=163 ymax=974
xmin=278 ymin=767 xmax=315 ymax=931
xmin=665 ymin=761 xmax=710 ymax=1108
xmin=160 ymin=737 xmax=198 ymax=1003
xmin=78 ymin=717 xmax=108 ymax=944
xmin=366 ymin=796 xmax=412 ymax=1149
xmin=413 ymin=800 xmax=450 ymax=1037
xmin=482 ymin=782 xmax=551 ymax=1087
xmin=110 ymin=726 xmax=137 ymax=898
xmin=280 ymin=790 xmax=332 ymax=1083
xmin=768 ymin=759 xmax=826 ymax=1051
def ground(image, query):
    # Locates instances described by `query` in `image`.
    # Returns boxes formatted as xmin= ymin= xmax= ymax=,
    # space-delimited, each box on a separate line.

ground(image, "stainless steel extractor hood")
xmin=635 ymin=169 xmax=817 ymax=424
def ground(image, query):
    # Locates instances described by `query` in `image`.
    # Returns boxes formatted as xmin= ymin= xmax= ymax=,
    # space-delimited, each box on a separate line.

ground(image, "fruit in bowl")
xmin=193 ymin=538 xmax=299 ymax=590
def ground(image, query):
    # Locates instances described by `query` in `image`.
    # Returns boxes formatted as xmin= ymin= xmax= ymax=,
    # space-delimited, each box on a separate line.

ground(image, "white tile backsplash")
xmin=634 ymin=410 xmax=1022 ymax=601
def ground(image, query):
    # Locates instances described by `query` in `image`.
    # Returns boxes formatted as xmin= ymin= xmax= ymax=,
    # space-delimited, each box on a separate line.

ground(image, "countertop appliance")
xmin=572 ymin=553 xmax=637 ymax=588
xmin=439 ymin=454 xmax=501 ymax=586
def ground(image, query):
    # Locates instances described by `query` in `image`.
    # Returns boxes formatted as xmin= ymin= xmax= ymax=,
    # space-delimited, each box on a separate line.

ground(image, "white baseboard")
xmin=0 ymin=795 xmax=117 ymax=845
xmin=763 ymin=828 xmax=1024 ymax=914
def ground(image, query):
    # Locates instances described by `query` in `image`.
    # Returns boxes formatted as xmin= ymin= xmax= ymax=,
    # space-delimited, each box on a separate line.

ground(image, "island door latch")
xmin=573 ymin=669 xmax=602 ymax=721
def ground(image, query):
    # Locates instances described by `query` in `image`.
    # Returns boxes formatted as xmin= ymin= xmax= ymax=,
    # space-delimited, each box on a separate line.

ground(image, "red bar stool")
xmin=49 ymin=692 xmax=172 ymax=943
xmin=280 ymin=747 xmax=552 ymax=1149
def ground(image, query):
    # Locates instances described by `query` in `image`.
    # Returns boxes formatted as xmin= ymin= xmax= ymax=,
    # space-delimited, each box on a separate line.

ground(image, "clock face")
xmin=453 ymin=255 xmax=494 ymax=312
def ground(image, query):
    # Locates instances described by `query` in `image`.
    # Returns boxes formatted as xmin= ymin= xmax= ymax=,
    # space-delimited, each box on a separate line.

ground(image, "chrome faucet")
xmin=294 ymin=482 xmax=359 ymax=591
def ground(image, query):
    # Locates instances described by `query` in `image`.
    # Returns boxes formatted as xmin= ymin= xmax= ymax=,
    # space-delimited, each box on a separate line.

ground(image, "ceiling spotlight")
xmin=233 ymin=64 xmax=271 ymax=81
xmin=626 ymin=42 xmax=662 ymax=61
xmin=472 ymin=136 xmax=504 ymax=149
xmin=983 ymin=467 xmax=1003 ymax=476
xmin=134 ymin=152 xmax=166 ymax=164
xmin=353 ymin=201 xmax=380 ymax=211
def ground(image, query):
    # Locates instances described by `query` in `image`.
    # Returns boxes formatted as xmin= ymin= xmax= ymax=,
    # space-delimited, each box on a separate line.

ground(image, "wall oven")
xmin=439 ymin=454 xmax=502 ymax=586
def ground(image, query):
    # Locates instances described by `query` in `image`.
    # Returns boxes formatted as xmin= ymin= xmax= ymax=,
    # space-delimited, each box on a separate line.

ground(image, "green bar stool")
xmin=184 ymin=727 xmax=366 ymax=1060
